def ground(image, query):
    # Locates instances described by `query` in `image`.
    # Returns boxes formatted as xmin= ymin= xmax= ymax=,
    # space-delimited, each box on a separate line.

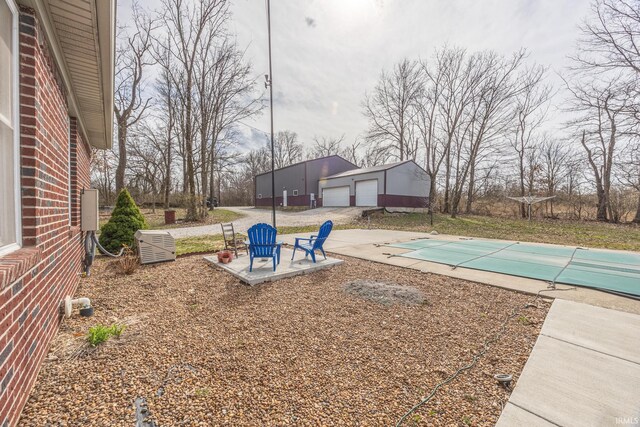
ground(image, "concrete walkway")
xmin=496 ymin=299 xmax=640 ymax=427
xmin=278 ymin=229 xmax=640 ymax=426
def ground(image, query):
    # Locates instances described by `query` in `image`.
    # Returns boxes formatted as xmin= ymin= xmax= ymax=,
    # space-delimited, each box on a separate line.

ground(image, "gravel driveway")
xmin=167 ymin=206 xmax=365 ymax=238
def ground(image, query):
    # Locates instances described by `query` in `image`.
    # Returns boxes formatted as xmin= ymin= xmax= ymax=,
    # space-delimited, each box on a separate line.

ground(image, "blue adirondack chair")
xmin=291 ymin=220 xmax=333 ymax=263
xmin=247 ymin=223 xmax=281 ymax=272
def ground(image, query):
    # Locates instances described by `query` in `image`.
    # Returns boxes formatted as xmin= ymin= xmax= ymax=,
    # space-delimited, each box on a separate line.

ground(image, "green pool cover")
xmin=389 ymin=239 xmax=640 ymax=298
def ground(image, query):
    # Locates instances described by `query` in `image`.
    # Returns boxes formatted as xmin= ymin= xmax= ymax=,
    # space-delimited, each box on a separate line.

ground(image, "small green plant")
xmin=463 ymin=394 xmax=477 ymax=403
xmin=517 ymin=315 xmax=531 ymax=325
xmin=109 ymin=323 xmax=126 ymax=337
xmin=87 ymin=325 xmax=113 ymax=347
xmin=87 ymin=323 xmax=126 ymax=346
xmin=462 ymin=415 xmax=472 ymax=425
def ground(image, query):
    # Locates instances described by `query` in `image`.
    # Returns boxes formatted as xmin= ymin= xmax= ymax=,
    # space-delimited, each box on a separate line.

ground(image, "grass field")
xmin=174 ymin=234 xmax=240 ymax=256
xmin=361 ymin=212 xmax=640 ymax=252
xmin=99 ymin=208 xmax=243 ymax=230
xmin=173 ymin=211 xmax=640 ymax=256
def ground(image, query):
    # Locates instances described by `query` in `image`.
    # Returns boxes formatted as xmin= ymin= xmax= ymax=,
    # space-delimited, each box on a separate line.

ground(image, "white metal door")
xmin=322 ymin=186 xmax=350 ymax=207
xmin=355 ymin=179 xmax=378 ymax=206
xmin=282 ymin=190 xmax=287 ymax=207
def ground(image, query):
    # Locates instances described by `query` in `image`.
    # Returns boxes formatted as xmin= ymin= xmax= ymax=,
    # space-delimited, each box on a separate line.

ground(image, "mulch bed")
xmin=19 ymin=255 xmax=549 ymax=426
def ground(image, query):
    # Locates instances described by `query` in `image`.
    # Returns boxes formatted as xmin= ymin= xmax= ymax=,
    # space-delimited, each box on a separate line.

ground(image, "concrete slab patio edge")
xmin=496 ymin=299 xmax=640 ymax=427
xmin=204 ymin=248 xmax=343 ymax=285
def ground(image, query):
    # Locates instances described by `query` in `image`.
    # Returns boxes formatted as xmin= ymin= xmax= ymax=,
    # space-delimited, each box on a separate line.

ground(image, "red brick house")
xmin=0 ymin=0 xmax=114 ymax=424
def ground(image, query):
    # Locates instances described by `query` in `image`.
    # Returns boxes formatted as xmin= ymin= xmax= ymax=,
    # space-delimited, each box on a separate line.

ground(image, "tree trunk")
xmin=185 ymin=75 xmax=198 ymax=222
xmin=217 ymin=171 xmax=222 ymax=206
xmin=163 ymin=115 xmax=173 ymax=209
xmin=465 ymin=167 xmax=475 ymax=214
xmin=596 ymin=185 xmax=608 ymax=221
xmin=429 ymin=173 xmax=437 ymax=213
xmin=209 ymin=155 xmax=215 ymax=211
xmin=450 ymin=194 xmax=460 ymax=218
xmin=163 ymin=148 xmax=171 ymax=209
xmin=519 ymin=181 xmax=527 ymax=219
xmin=115 ymin=119 xmax=127 ymax=193
xmin=633 ymin=194 xmax=640 ymax=224
xmin=200 ymin=134 xmax=209 ymax=219
xmin=443 ymin=145 xmax=451 ymax=213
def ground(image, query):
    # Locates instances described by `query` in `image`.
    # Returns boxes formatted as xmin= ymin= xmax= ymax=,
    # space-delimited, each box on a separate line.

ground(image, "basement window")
xmin=0 ymin=0 xmax=20 ymax=257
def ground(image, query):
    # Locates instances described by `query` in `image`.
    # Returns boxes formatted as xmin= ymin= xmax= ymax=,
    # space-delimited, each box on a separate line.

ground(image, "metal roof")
xmin=323 ymin=160 xmax=413 ymax=179
xmin=254 ymin=155 xmax=358 ymax=178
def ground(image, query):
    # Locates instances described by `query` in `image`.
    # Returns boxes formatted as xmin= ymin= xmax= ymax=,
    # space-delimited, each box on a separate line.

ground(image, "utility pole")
xmin=265 ymin=0 xmax=276 ymax=228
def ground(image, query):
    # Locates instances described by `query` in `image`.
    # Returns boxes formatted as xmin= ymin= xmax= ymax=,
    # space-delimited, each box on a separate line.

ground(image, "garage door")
xmin=356 ymin=179 xmax=378 ymax=206
xmin=322 ymin=186 xmax=350 ymax=207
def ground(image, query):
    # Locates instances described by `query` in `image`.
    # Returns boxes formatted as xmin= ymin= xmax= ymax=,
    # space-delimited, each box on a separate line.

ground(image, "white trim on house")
xmin=0 ymin=0 xmax=22 ymax=257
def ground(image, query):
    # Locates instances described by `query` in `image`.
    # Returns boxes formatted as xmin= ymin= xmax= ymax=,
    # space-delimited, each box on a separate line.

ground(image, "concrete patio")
xmin=204 ymin=248 xmax=343 ymax=285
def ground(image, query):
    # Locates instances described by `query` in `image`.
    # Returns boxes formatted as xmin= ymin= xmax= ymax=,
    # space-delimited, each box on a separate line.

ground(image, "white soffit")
xmin=21 ymin=0 xmax=115 ymax=149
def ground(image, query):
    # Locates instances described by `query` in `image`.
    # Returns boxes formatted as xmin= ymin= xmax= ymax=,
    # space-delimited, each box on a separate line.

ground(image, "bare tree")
xmin=308 ymin=135 xmax=345 ymax=159
xmin=154 ymin=50 xmax=178 ymax=208
xmin=618 ymin=144 xmax=640 ymax=222
xmin=155 ymin=0 xmax=230 ymax=221
xmin=572 ymin=0 xmax=640 ymax=76
xmin=539 ymin=137 xmax=571 ymax=217
xmin=90 ymin=148 xmax=116 ymax=204
xmin=566 ymin=0 xmax=640 ymax=222
xmin=449 ymin=50 xmax=530 ymax=216
xmin=362 ymin=59 xmax=424 ymax=162
xmin=415 ymin=56 xmax=445 ymax=207
xmin=341 ymin=138 xmax=366 ymax=167
xmin=565 ymin=77 xmax=635 ymax=221
xmin=510 ymin=65 xmax=552 ymax=218
xmin=113 ymin=4 xmax=156 ymax=193
xmin=127 ymin=126 xmax=166 ymax=213
xmin=436 ymin=48 xmax=480 ymax=213
xmin=201 ymin=40 xmax=263 ymax=213
xmin=273 ymin=130 xmax=303 ymax=168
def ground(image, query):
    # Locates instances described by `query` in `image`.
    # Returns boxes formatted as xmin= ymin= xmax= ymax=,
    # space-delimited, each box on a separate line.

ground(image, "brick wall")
xmin=0 ymin=8 xmax=91 ymax=426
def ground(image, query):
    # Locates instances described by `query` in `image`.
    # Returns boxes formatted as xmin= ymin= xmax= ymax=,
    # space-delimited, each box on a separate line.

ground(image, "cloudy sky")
xmin=119 ymin=0 xmax=593 ymax=152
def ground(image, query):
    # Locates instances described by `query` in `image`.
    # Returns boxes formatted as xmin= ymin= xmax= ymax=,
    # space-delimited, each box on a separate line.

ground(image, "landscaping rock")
xmin=343 ymin=279 xmax=426 ymax=305
xmin=19 ymin=255 xmax=549 ymax=426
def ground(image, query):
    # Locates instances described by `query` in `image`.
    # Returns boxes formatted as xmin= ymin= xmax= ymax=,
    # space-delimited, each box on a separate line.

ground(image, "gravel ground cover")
xmin=19 ymin=255 xmax=549 ymax=426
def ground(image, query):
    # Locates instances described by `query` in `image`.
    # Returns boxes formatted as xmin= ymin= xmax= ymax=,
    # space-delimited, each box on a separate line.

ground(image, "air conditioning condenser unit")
xmin=135 ymin=230 xmax=176 ymax=264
